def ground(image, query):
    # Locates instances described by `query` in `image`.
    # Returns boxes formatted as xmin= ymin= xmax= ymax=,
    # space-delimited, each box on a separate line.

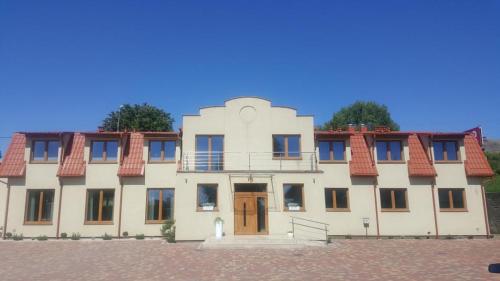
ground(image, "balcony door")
xmin=195 ymin=135 xmax=224 ymax=171
xmin=234 ymin=184 xmax=268 ymax=235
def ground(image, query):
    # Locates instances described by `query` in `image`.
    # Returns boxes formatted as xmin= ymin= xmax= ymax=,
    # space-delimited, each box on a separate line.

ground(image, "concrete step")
xmin=199 ymin=235 xmax=328 ymax=249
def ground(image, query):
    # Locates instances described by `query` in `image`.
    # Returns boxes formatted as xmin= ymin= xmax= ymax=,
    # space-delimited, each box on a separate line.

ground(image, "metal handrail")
xmin=290 ymin=216 xmax=329 ymax=245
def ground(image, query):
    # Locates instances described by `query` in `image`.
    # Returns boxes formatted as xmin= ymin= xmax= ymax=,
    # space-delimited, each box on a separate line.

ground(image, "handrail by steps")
xmin=290 ymin=216 xmax=329 ymax=245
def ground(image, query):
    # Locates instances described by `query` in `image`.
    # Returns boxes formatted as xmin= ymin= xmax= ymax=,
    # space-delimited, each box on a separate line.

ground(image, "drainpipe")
xmin=373 ymin=179 xmax=380 ymax=238
xmin=117 ymin=178 xmax=124 ymax=239
xmin=480 ymin=180 xmax=491 ymax=238
xmin=2 ymin=180 xmax=10 ymax=239
xmin=430 ymin=180 xmax=439 ymax=239
xmin=56 ymin=178 xmax=64 ymax=239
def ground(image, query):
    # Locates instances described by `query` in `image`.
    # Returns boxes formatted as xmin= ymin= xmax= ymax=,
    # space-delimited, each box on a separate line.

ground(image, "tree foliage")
xmin=485 ymin=152 xmax=500 ymax=193
xmin=323 ymin=101 xmax=399 ymax=131
xmin=101 ymin=103 xmax=174 ymax=132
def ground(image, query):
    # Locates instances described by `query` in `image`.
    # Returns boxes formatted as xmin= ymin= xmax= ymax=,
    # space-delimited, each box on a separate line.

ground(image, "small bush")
xmin=135 ymin=234 xmax=145 ymax=240
xmin=122 ymin=231 xmax=129 ymax=238
xmin=102 ymin=233 xmax=113 ymax=240
xmin=71 ymin=233 xmax=81 ymax=240
xmin=36 ymin=235 xmax=48 ymax=241
xmin=60 ymin=232 xmax=68 ymax=239
xmin=5 ymin=232 xmax=12 ymax=239
xmin=160 ymin=219 xmax=176 ymax=243
xmin=12 ymin=234 xmax=23 ymax=241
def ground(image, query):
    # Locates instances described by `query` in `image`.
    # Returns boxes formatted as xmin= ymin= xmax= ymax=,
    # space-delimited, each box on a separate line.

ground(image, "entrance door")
xmin=234 ymin=185 xmax=268 ymax=235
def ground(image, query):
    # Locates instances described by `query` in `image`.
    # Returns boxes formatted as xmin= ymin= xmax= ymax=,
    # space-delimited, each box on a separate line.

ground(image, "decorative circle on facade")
xmin=239 ymin=106 xmax=257 ymax=123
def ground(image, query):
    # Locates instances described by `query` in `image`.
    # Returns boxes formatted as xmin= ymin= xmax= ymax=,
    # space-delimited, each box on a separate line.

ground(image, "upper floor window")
xmin=433 ymin=141 xmax=458 ymax=161
xmin=146 ymin=188 xmax=175 ymax=223
xmin=325 ymin=188 xmax=349 ymax=211
xmin=149 ymin=140 xmax=176 ymax=162
xmin=438 ymin=188 xmax=466 ymax=211
xmin=318 ymin=141 xmax=345 ymax=161
xmin=32 ymin=140 xmax=59 ymax=162
xmin=25 ymin=189 xmax=55 ymax=224
xmin=380 ymin=188 xmax=408 ymax=211
xmin=91 ymin=140 xmax=118 ymax=162
xmin=283 ymin=184 xmax=304 ymax=211
xmin=195 ymin=135 xmax=224 ymax=171
xmin=376 ymin=140 xmax=402 ymax=161
xmin=273 ymin=135 xmax=301 ymax=159
xmin=86 ymin=189 xmax=114 ymax=224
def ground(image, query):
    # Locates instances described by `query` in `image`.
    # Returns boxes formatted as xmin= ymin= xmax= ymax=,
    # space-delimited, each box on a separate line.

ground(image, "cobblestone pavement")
xmin=0 ymin=239 xmax=499 ymax=281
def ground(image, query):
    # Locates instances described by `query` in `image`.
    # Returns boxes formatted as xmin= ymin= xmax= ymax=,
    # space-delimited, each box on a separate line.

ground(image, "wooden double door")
xmin=234 ymin=192 xmax=268 ymax=235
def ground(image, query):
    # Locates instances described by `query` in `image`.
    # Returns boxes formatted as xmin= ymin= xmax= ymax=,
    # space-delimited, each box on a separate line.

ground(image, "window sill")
xmin=381 ymin=209 xmax=410 ymax=212
xmin=24 ymin=221 xmax=53 ymax=225
xmin=273 ymin=157 xmax=303 ymax=160
xmin=145 ymin=220 xmax=169 ymax=224
xmin=30 ymin=161 xmax=58 ymax=164
xmin=196 ymin=208 xmax=219 ymax=212
xmin=84 ymin=221 xmax=114 ymax=225
xmin=284 ymin=208 xmax=306 ymax=212
xmin=439 ymin=208 xmax=468 ymax=212
xmin=148 ymin=160 xmax=176 ymax=164
xmin=89 ymin=161 xmax=118 ymax=164
xmin=377 ymin=160 xmax=405 ymax=164
xmin=434 ymin=160 xmax=462 ymax=164
xmin=326 ymin=208 xmax=350 ymax=212
xmin=319 ymin=160 xmax=347 ymax=164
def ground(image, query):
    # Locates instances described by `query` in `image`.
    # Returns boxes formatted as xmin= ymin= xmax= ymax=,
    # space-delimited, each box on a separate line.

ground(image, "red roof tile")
xmin=57 ymin=133 xmax=86 ymax=177
xmin=0 ymin=133 xmax=26 ymax=177
xmin=464 ymin=134 xmax=494 ymax=177
xmin=407 ymin=134 xmax=436 ymax=177
xmin=349 ymin=134 xmax=378 ymax=176
xmin=118 ymin=133 xmax=145 ymax=177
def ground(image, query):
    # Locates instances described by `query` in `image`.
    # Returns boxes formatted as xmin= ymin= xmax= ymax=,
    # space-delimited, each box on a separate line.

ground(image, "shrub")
xmin=12 ymin=234 xmax=23 ymax=241
xmin=135 ymin=234 xmax=145 ymax=240
xmin=37 ymin=235 xmax=48 ymax=241
xmin=122 ymin=231 xmax=129 ymax=238
xmin=71 ymin=233 xmax=81 ymax=240
xmin=160 ymin=219 xmax=176 ymax=243
xmin=5 ymin=232 xmax=12 ymax=239
xmin=60 ymin=232 xmax=68 ymax=239
xmin=102 ymin=233 xmax=113 ymax=240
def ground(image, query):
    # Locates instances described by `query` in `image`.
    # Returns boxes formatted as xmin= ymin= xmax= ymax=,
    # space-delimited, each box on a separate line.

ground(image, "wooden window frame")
xmin=273 ymin=135 xmax=302 ymax=160
xmin=90 ymin=139 xmax=119 ymax=163
xmin=24 ymin=189 xmax=55 ymax=225
xmin=318 ymin=140 xmax=346 ymax=163
xmin=84 ymin=189 xmax=114 ymax=225
xmin=196 ymin=184 xmax=219 ymax=212
xmin=433 ymin=140 xmax=461 ymax=163
xmin=148 ymin=140 xmax=176 ymax=163
xmin=380 ymin=188 xmax=409 ymax=212
xmin=376 ymin=140 xmax=404 ymax=163
xmin=283 ymin=184 xmax=305 ymax=212
xmin=195 ymin=135 xmax=224 ymax=171
xmin=325 ymin=188 xmax=350 ymax=212
xmin=439 ymin=188 xmax=467 ymax=212
xmin=145 ymin=188 xmax=175 ymax=224
xmin=30 ymin=139 xmax=59 ymax=163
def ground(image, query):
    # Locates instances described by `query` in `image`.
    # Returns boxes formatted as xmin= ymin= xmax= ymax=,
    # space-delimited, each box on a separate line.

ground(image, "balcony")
xmin=180 ymin=151 xmax=319 ymax=172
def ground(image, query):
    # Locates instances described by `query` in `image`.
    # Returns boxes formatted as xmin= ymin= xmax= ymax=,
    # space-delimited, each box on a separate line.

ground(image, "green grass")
xmin=485 ymin=152 xmax=500 ymax=193
xmin=486 ymin=176 xmax=500 ymax=193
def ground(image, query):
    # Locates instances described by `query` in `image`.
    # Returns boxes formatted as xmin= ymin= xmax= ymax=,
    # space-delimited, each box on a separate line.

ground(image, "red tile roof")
xmin=0 ymin=133 xmax=27 ymax=177
xmin=407 ymin=134 xmax=436 ymax=177
xmin=57 ymin=133 xmax=86 ymax=177
xmin=118 ymin=132 xmax=145 ymax=177
xmin=464 ymin=134 xmax=494 ymax=177
xmin=349 ymin=134 xmax=378 ymax=176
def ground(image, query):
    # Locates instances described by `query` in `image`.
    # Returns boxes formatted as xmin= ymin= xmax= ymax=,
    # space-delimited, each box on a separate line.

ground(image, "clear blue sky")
xmin=1 ymin=0 xmax=499 ymax=153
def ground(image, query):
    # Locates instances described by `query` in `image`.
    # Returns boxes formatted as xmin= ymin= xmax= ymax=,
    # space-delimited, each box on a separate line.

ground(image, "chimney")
xmin=347 ymin=124 xmax=355 ymax=133
xmin=360 ymin=123 xmax=368 ymax=133
xmin=97 ymin=126 xmax=105 ymax=133
xmin=375 ymin=126 xmax=390 ymax=133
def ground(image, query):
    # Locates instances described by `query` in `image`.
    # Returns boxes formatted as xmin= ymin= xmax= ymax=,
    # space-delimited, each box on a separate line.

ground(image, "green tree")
xmin=485 ymin=152 xmax=500 ymax=193
xmin=101 ymin=103 xmax=174 ymax=131
xmin=323 ymin=101 xmax=399 ymax=131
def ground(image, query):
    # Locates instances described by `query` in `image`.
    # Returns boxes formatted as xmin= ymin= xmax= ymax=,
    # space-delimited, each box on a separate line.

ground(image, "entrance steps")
xmin=199 ymin=235 xmax=327 ymax=249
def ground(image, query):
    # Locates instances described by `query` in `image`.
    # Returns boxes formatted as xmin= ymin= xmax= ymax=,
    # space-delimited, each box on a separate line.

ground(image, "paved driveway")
xmin=0 ymin=239 xmax=499 ymax=281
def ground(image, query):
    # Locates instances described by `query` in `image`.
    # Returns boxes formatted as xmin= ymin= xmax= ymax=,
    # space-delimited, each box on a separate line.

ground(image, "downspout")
xmin=480 ymin=180 xmax=491 ymax=238
xmin=430 ymin=180 xmax=439 ymax=239
xmin=1 ymin=179 xmax=10 ymax=239
xmin=117 ymin=177 xmax=124 ymax=239
xmin=56 ymin=178 xmax=64 ymax=239
xmin=373 ymin=179 xmax=380 ymax=238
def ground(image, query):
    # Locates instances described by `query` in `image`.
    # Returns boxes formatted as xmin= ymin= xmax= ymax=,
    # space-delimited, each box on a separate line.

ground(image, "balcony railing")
xmin=180 ymin=151 xmax=318 ymax=172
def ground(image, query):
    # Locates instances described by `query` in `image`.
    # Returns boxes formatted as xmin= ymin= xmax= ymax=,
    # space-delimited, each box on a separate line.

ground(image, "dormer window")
xmin=91 ymin=140 xmax=118 ymax=162
xmin=376 ymin=140 xmax=402 ymax=161
xmin=318 ymin=140 xmax=345 ymax=161
xmin=149 ymin=140 xmax=176 ymax=162
xmin=32 ymin=140 xmax=59 ymax=162
xmin=433 ymin=140 xmax=459 ymax=161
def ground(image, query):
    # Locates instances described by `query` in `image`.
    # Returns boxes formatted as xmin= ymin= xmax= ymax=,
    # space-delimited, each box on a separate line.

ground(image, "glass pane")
xmin=211 ymin=136 xmax=224 ymax=171
xmin=257 ymin=197 xmax=266 ymax=232
xmin=446 ymin=141 xmax=458 ymax=161
xmin=106 ymin=141 xmax=118 ymax=160
xmin=324 ymin=189 xmax=334 ymax=208
xmin=47 ymin=141 xmax=59 ymax=161
xmin=335 ymin=189 xmax=348 ymax=209
xmin=92 ymin=141 xmax=104 ymax=161
xmin=162 ymin=189 xmax=174 ymax=220
xmin=41 ymin=191 xmax=54 ymax=221
xmin=26 ymin=191 xmax=40 ymax=221
xmin=390 ymin=141 xmax=401 ymax=161
xmin=376 ymin=141 xmax=388 ymax=161
xmin=101 ymin=190 xmax=114 ymax=221
xmin=433 ymin=142 xmax=444 ymax=161
xmin=150 ymin=141 xmax=162 ymax=161
xmin=273 ymin=136 xmax=285 ymax=157
xmin=164 ymin=141 xmax=176 ymax=160
xmin=452 ymin=190 xmax=464 ymax=208
xmin=287 ymin=136 xmax=300 ymax=157
xmin=86 ymin=191 xmax=100 ymax=221
xmin=147 ymin=190 xmax=160 ymax=220
xmin=283 ymin=184 xmax=303 ymax=208
xmin=318 ymin=141 xmax=331 ymax=161
xmin=333 ymin=141 xmax=345 ymax=160
xmin=33 ymin=141 xmax=45 ymax=161
xmin=196 ymin=136 xmax=209 ymax=171
xmin=380 ymin=189 xmax=392 ymax=209
xmin=394 ymin=190 xmax=406 ymax=208
xmin=198 ymin=186 xmax=217 ymax=207
xmin=438 ymin=189 xmax=451 ymax=208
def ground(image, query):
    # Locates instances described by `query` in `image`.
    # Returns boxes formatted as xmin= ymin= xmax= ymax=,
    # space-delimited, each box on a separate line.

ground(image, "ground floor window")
xmin=146 ymin=188 xmax=174 ymax=223
xmin=25 ymin=189 xmax=55 ymax=224
xmin=380 ymin=188 xmax=408 ymax=211
xmin=325 ymin=188 xmax=349 ymax=211
xmin=86 ymin=189 xmax=114 ymax=224
xmin=197 ymin=184 xmax=218 ymax=211
xmin=283 ymin=184 xmax=304 ymax=211
xmin=438 ymin=188 xmax=466 ymax=211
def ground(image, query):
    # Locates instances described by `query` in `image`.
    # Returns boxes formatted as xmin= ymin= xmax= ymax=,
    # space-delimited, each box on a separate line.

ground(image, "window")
xmin=86 ymin=189 xmax=114 ymax=223
xmin=197 ymin=184 xmax=218 ymax=211
xmin=273 ymin=135 xmax=301 ymax=158
xmin=283 ymin=184 xmax=304 ymax=211
xmin=325 ymin=188 xmax=349 ymax=211
xmin=25 ymin=190 xmax=54 ymax=224
xmin=318 ymin=141 xmax=345 ymax=161
xmin=433 ymin=141 xmax=459 ymax=161
xmin=380 ymin=189 xmax=408 ymax=211
xmin=195 ymin=135 xmax=224 ymax=170
xmin=146 ymin=189 xmax=175 ymax=223
xmin=149 ymin=140 xmax=176 ymax=162
xmin=91 ymin=140 xmax=119 ymax=162
xmin=32 ymin=140 xmax=59 ymax=162
xmin=438 ymin=189 xmax=466 ymax=211
xmin=376 ymin=141 xmax=402 ymax=161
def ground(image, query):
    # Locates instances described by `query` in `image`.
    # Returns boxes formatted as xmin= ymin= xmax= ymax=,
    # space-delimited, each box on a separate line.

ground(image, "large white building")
xmin=0 ymin=97 xmax=494 ymax=240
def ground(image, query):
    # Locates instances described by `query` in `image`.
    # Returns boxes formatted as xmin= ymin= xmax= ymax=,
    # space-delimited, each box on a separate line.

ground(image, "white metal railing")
xmin=181 ymin=151 xmax=318 ymax=171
